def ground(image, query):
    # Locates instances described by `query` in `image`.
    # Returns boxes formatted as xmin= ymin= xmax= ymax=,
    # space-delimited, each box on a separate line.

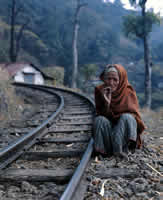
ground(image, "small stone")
xmin=159 ymin=167 xmax=163 ymax=172
xmin=158 ymin=161 xmax=163 ymax=166
xmin=116 ymin=185 xmax=125 ymax=194
xmin=21 ymin=181 xmax=37 ymax=194
xmin=143 ymin=169 xmax=153 ymax=178
xmin=155 ymin=183 xmax=163 ymax=192
xmin=135 ymin=192 xmax=149 ymax=199
xmin=124 ymin=188 xmax=133 ymax=197
xmin=0 ymin=185 xmax=5 ymax=190
xmin=7 ymin=191 xmax=17 ymax=198
xmin=0 ymin=190 xmax=4 ymax=198
xmin=130 ymin=182 xmax=147 ymax=193
xmin=147 ymin=189 xmax=158 ymax=198
xmin=128 ymin=196 xmax=137 ymax=200
xmin=160 ymin=177 xmax=163 ymax=184
xmin=8 ymin=185 xmax=20 ymax=192
xmin=134 ymin=177 xmax=148 ymax=184
xmin=86 ymin=176 xmax=92 ymax=182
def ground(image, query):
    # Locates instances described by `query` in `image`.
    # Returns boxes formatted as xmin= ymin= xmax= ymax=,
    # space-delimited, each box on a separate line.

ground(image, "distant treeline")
xmin=0 ymin=0 xmax=163 ymax=108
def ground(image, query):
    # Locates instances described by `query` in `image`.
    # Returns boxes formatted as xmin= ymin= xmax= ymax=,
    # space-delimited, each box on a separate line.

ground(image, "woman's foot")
xmin=92 ymin=150 xmax=109 ymax=157
xmin=128 ymin=140 xmax=136 ymax=153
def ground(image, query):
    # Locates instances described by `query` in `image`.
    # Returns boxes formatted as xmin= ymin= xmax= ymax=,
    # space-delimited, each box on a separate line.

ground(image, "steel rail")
xmin=30 ymin=84 xmax=95 ymax=110
xmin=30 ymin=85 xmax=96 ymax=200
xmin=60 ymin=138 xmax=94 ymax=200
xmin=14 ymin=84 xmax=96 ymax=200
xmin=2 ymin=83 xmax=95 ymax=199
xmin=0 ymin=83 xmax=64 ymax=169
xmin=44 ymin=86 xmax=96 ymax=200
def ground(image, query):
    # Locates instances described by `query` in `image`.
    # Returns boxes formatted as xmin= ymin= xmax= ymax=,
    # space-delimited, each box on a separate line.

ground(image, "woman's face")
xmin=103 ymin=72 xmax=119 ymax=92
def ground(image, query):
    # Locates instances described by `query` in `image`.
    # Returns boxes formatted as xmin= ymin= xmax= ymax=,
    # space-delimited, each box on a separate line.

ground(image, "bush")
xmin=0 ymin=67 xmax=24 ymax=124
xmin=42 ymin=66 xmax=64 ymax=86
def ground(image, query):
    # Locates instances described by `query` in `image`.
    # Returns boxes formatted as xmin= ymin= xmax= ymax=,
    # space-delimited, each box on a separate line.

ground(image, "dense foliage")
xmin=0 ymin=0 xmax=144 ymax=67
xmin=0 ymin=0 xmax=163 ymax=107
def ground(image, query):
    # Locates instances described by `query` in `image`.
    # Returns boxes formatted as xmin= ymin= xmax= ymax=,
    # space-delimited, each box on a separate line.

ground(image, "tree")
xmin=114 ymin=0 xmax=124 ymax=8
xmin=9 ymin=0 xmax=30 ymax=62
xmin=123 ymin=0 xmax=160 ymax=108
xmin=79 ymin=63 xmax=98 ymax=93
xmin=71 ymin=0 xmax=87 ymax=88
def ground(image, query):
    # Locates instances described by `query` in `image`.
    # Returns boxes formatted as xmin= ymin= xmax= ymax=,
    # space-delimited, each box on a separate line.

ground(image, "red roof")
xmin=0 ymin=62 xmax=54 ymax=80
xmin=0 ymin=63 xmax=31 ymax=77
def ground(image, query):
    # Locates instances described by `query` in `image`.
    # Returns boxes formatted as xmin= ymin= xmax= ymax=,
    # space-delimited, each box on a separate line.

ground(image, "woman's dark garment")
xmin=95 ymin=64 xmax=145 ymax=148
xmin=93 ymin=114 xmax=137 ymax=155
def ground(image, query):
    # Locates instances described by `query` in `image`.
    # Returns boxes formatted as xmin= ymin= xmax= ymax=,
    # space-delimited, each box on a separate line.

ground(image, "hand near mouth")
xmin=103 ymin=87 xmax=112 ymax=105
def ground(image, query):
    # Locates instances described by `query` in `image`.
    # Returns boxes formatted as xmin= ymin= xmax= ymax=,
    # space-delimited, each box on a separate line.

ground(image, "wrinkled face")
xmin=103 ymin=71 xmax=119 ymax=92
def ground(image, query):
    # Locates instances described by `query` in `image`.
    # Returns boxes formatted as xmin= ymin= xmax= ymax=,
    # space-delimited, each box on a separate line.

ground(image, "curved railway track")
xmin=0 ymin=83 xmax=95 ymax=200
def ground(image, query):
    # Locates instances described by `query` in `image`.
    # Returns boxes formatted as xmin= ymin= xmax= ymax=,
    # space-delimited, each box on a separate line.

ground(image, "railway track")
xmin=0 ymin=83 xmax=95 ymax=200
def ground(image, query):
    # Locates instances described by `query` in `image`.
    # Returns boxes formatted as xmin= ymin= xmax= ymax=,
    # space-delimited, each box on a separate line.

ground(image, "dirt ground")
xmin=141 ymin=108 xmax=163 ymax=150
xmin=84 ymin=108 xmax=163 ymax=200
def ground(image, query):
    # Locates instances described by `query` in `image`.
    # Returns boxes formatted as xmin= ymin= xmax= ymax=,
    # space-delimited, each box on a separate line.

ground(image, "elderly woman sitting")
xmin=93 ymin=64 xmax=145 ymax=159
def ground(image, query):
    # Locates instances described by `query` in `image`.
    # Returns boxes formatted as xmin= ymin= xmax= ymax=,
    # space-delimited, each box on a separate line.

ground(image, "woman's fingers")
xmin=104 ymin=94 xmax=111 ymax=105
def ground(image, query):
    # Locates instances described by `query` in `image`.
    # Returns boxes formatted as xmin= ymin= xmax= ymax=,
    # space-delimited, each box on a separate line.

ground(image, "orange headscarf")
xmin=95 ymin=64 xmax=145 ymax=148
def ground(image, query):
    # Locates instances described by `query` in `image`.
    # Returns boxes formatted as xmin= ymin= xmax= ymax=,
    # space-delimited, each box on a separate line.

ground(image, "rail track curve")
xmin=0 ymin=83 xmax=95 ymax=200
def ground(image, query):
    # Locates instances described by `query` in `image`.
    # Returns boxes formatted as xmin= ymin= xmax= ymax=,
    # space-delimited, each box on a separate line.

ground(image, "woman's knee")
xmin=120 ymin=114 xmax=136 ymax=124
xmin=94 ymin=115 xmax=108 ymax=123
xmin=94 ymin=115 xmax=111 ymax=126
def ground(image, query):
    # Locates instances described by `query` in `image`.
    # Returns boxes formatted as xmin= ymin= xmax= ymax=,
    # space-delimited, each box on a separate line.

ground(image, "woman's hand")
xmin=103 ymin=87 xmax=112 ymax=105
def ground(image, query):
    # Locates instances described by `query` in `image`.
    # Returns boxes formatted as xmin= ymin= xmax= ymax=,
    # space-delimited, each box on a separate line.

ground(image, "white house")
xmin=0 ymin=63 xmax=53 ymax=85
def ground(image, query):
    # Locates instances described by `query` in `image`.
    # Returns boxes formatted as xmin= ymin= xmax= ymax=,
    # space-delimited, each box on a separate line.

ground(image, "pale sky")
xmin=109 ymin=0 xmax=163 ymax=16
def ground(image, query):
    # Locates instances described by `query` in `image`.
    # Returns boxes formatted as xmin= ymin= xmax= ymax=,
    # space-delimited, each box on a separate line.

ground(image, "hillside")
xmin=0 ymin=0 xmax=144 ymax=66
xmin=0 ymin=18 xmax=49 ymax=65
xmin=0 ymin=0 xmax=163 ymax=108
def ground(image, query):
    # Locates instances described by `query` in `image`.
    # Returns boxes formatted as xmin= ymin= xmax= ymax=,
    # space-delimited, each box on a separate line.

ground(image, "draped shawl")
xmin=95 ymin=64 xmax=145 ymax=148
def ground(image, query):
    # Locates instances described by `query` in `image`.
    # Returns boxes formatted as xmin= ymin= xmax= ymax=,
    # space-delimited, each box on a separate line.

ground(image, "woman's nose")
xmin=109 ymin=79 xmax=113 ymax=85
